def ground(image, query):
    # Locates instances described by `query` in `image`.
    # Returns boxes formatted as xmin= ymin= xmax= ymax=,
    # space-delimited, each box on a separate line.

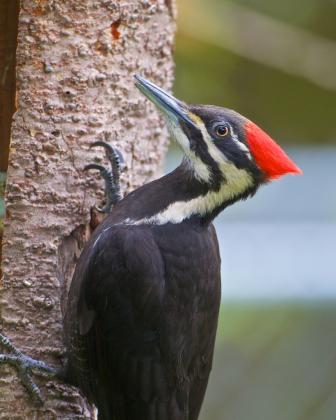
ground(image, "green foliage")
xmin=232 ymin=0 xmax=336 ymax=39
xmin=175 ymin=0 xmax=336 ymax=144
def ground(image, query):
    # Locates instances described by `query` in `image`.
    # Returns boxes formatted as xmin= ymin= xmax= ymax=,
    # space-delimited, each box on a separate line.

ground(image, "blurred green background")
xmin=171 ymin=0 xmax=336 ymax=419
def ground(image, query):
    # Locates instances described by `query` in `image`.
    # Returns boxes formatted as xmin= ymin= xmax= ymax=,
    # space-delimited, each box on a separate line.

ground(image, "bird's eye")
xmin=215 ymin=125 xmax=229 ymax=137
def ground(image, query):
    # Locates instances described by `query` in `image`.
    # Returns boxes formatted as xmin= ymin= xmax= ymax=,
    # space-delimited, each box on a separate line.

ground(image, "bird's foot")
xmin=0 ymin=333 xmax=58 ymax=405
xmin=85 ymin=135 xmax=125 ymax=214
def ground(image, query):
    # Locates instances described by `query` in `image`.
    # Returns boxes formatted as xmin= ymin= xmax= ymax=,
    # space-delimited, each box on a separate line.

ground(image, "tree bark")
xmin=0 ymin=1 xmax=175 ymax=418
xmin=0 ymin=0 xmax=19 ymax=173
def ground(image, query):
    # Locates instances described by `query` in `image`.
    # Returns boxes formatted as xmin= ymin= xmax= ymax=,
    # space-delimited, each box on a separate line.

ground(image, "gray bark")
xmin=0 ymin=0 xmax=175 ymax=418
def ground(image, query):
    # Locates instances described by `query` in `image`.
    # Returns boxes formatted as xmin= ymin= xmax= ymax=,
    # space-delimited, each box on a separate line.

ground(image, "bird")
xmin=0 ymin=75 xmax=301 ymax=419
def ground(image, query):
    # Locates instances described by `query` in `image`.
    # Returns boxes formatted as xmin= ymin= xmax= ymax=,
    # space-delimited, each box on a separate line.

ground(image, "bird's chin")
xmin=165 ymin=118 xmax=192 ymax=155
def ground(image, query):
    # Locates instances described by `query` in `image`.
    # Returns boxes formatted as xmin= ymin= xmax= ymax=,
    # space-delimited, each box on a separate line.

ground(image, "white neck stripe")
xmin=122 ymin=163 xmax=253 ymax=226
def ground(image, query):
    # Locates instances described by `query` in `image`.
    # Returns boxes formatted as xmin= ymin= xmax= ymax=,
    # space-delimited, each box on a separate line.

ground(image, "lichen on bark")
xmin=0 ymin=0 xmax=175 ymax=417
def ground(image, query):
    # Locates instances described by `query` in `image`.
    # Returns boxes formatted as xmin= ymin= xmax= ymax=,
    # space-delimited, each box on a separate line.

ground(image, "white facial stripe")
xmin=167 ymin=119 xmax=211 ymax=183
xmin=197 ymin=121 xmax=252 ymax=166
xmin=167 ymin=115 xmax=251 ymax=184
xmin=229 ymin=125 xmax=252 ymax=158
xmin=198 ymin=123 xmax=227 ymax=166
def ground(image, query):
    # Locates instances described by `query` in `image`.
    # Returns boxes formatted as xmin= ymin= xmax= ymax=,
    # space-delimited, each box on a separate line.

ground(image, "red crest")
xmin=245 ymin=121 xmax=302 ymax=180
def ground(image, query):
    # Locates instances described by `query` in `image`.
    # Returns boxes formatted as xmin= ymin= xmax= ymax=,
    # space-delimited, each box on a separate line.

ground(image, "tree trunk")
xmin=0 ymin=1 xmax=175 ymax=418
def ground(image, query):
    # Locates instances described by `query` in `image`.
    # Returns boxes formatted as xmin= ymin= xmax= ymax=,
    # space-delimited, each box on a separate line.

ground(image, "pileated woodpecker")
xmin=0 ymin=75 xmax=301 ymax=419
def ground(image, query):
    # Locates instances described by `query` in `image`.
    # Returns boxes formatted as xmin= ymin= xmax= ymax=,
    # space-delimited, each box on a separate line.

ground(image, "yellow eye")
xmin=216 ymin=125 xmax=229 ymax=137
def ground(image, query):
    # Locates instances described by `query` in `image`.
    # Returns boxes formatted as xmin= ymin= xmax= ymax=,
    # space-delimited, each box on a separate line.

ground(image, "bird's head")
xmin=135 ymin=75 xmax=301 ymax=201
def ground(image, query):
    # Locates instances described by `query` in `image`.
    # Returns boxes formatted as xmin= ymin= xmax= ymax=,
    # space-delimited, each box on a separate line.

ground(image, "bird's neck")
xmin=119 ymin=159 xmax=256 ymax=226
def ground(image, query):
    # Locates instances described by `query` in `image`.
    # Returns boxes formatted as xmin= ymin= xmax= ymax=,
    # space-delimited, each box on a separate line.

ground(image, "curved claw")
xmin=85 ymin=141 xmax=125 ymax=213
xmin=84 ymin=163 xmax=110 ymax=175
xmin=84 ymin=163 xmax=120 ymax=213
xmin=0 ymin=353 xmax=43 ymax=405
xmin=90 ymin=141 xmax=126 ymax=173
xmin=0 ymin=333 xmax=57 ymax=405
xmin=21 ymin=370 xmax=43 ymax=405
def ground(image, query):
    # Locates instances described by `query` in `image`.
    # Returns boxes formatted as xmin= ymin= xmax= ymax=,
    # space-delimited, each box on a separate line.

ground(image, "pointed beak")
xmin=134 ymin=74 xmax=198 ymax=129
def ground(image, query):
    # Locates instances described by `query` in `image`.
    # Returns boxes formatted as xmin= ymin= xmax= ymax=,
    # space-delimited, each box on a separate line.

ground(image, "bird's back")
xmin=64 ymin=213 xmax=221 ymax=420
